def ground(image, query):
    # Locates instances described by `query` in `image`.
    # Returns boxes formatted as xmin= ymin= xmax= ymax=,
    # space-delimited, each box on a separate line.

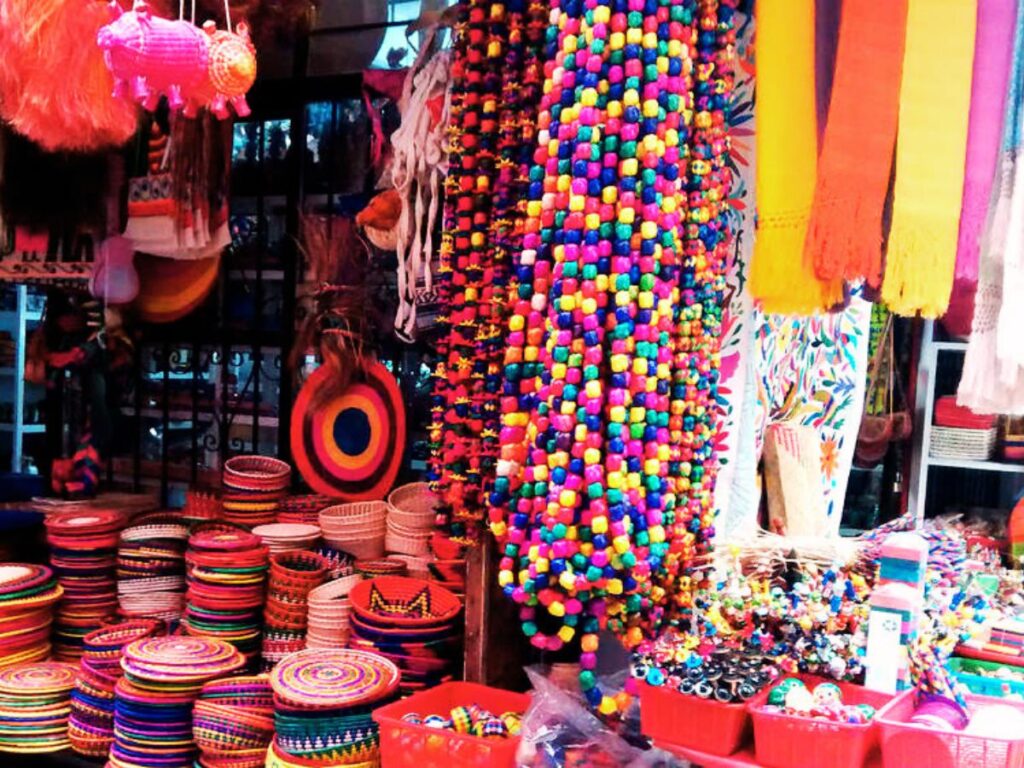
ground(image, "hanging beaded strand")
xmin=430 ymin=0 xmax=547 ymax=542
xmin=492 ymin=0 xmax=721 ymax=717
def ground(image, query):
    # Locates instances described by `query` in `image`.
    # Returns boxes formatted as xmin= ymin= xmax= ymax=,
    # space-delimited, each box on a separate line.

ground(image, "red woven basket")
xmin=348 ymin=576 xmax=462 ymax=628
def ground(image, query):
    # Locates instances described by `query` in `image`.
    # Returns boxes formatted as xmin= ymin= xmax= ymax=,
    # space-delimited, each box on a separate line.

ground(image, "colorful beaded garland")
xmin=488 ymin=0 xmax=737 ymax=715
xmin=428 ymin=0 xmax=548 ymax=541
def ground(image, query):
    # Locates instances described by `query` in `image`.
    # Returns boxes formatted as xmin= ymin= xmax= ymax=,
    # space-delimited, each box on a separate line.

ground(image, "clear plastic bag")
xmin=516 ymin=667 xmax=687 ymax=768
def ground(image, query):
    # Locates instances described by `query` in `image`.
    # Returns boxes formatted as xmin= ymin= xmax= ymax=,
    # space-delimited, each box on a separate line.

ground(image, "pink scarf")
xmin=954 ymin=0 xmax=1019 ymax=283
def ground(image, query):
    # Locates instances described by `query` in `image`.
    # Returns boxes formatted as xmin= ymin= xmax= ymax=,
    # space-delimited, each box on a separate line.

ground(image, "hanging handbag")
xmin=855 ymin=315 xmax=913 ymax=467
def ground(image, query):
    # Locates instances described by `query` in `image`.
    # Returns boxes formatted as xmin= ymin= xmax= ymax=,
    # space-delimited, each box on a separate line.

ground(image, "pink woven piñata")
xmin=98 ymin=0 xmax=210 ymax=114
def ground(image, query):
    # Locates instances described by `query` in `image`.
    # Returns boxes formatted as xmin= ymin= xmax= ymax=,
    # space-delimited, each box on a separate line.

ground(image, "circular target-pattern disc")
xmin=270 ymin=648 xmax=399 ymax=708
xmin=290 ymin=363 xmax=406 ymax=501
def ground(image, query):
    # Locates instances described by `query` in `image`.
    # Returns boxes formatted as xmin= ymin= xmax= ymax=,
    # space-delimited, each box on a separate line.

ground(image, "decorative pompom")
xmin=0 ymin=0 xmax=138 ymax=151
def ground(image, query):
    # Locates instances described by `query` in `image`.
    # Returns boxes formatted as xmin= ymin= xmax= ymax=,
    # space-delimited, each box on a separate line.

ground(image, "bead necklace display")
xmin=428 ymin=0 xmax=548 ymax=541
xmin=489 ymin=0 xmax=736 ymax=715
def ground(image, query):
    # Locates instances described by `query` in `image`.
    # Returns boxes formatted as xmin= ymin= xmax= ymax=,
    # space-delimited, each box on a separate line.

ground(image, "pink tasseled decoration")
xmin=0 ymin=0 xmax=138 ymax=151
xmin=98 ymin=0 xmax=211 ymax=115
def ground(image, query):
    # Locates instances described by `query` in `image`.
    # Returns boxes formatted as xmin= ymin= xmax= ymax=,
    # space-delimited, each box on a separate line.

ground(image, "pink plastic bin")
xmin=878 ymin=690 xmax=1024 ymax=768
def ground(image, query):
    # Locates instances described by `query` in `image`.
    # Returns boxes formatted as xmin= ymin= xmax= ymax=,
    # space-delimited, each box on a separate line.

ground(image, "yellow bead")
xmin=606 ymin=578 xmax=623 ymax=595
xmin=591 ymin=516 xmax=608 ymax=534
xmin=559 ymin=572 xmax=576 ymax=591
xmin=607 ymin=471 xmax=623 ymax=489
xmin=558 ymin=625 xmax=576 ymax=644
xmin=643 ymin=99 xmax=660 ymax=118
xmin=584 ymin=447 xmax=601 ymax=465
xmin=640 ymin=220 xmax=658 ymax=240
xmin=535 ymin=558 xmax=549 ymax=573
xmin=613 ymin=535 xmax=630 ymax=554
xmin=610 ymin=355 xmax=628 ymax=373
xmin=642 ymin=32 xmax=658 ymax=49
xmin=559 ymin=489 xmax=576 ymax=507
xmin=607 ymin=100 xmax=623 ymax=119
xmin=602 ymin=187 xmax=618 ymax=204
xmin=527 ymin=201 xmax=542 ymax=218
xmin=598 ymin=697 xmax=617 ymax=716
xmin=581 ymin=88 xmax=598 ymax=107
xmin=623 ymin=90 xmax=639 ymax=107
xmin=569 ymin=194 xmax=585 ymax=212
xmin=560 ymin=295 xmax=576 ymax=311
xmin=498 ymin=570 xmax=513 ymax=588
xmin=644 ymin=458 xmax=660 ymax=476
xmin=551 ymin=363 xmax=566 ymax=380
xmin=548 ymin=601 xmax=565 ymax=617
xmin=626 ymin=28 xmax=642 ymax=45
xmin=609 ymin=32 xmax=624 ymax=50
xmin=618 ymin=207 xmax=635 ymax=225
xmin=581 ymin=298 xmax=597 ymax=315
xmin=592 ymin=5 xmax=609 ymax=23
xmin=585 ymin=213 xmax=601 ymax=230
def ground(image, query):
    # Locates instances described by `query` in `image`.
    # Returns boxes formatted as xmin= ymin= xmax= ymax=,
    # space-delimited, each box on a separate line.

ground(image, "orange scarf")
xmin=806 ymin=0 xmax=908 ymax=287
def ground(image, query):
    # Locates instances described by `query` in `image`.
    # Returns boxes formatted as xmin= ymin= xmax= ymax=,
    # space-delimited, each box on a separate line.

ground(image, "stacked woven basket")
xmin=193 ymin=675 xmax=274 ymax=768
xmin=319 ymin=502 xmax=388 ymax=561
xmin=305 ymin=573 xmax=362 ymax=649
xmin=252 ymin=523 xmax=322 ymax=556
xmin=45 ymin=510 xmax=124 ymax=660
xmin=184 ymin=529 xmax=269 ymax=664
xmin=68 ymin=619 xmax=161 ymax=757
xmin=117 ymin=513 xmax=189 ymax=622
xmin=260 ymin=552 xmax=328 ymax=671
xmin=0 ymin=564 xmax=62 ymax=667
xmin=277 ymin=495 xmax=332 ymax=526
xmin=385 ymin=483 xmax=435 ymax=557
xmin=0 ymin=661 xmax=78 ymax=754
xmin=347 ymin=576 xmax=463 ymax=696
xmin=222 ymin=455 xmax=291 ymax=527
xmin=931 ymin=396 xmax=998 ymax=461
xmin=112 ymin=636 xmax=245 ymax=768
xmin=267 ymin=649 xmax=400 ymax=767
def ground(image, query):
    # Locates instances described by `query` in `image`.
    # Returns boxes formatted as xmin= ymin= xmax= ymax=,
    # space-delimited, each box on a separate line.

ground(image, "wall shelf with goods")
xmin=0 ymin=284 xmax=45 ymax=473
xmin=908 ymin=320 xmax=1024 ymax=524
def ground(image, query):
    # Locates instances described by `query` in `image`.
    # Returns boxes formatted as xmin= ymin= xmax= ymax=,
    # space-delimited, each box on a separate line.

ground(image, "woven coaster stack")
xmin=184 ymin=529 xmax=269 ymax=664
xmin=110 ymin=636 xmax=245 ymax=768
xmin=68 ymin=619 xmax=161 ymax=757
xmin=193 ymin=674 xmax=274 ymax=768
xmin=0 ymin=564 xmax=62 ymax=668
xmin=277 ymin=495 xmax=333 ymax=526
xmin=319 ymin=502 xmax=388 ymax=561
xmin=260 ymin=552 xmax=329 ymax=671
xmin=305 ymin=574 xmax=363 ymax=649
xmin=385 ymin=483 xmax=436 ymax=557
xmin=267 ymin=648 xmax=400 ymax=767
xmin=222 ymin=455 xmax=291 ymax=528
xmin=45 ymin=510 xmax=124 ymax=660
xmin=117 ymin=513 xmax=190 ymax=622
xmin=347 ymin=576 xmax=463 ymax=696
xmin=0 ymin=661 xmax=78 ymax=754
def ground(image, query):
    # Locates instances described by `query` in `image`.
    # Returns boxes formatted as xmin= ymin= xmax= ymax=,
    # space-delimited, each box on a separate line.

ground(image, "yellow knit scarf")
xmin=750 ymin=0 xmax=842 ymax=315
xmin=882 ymin=0 xmax=979 ymax=318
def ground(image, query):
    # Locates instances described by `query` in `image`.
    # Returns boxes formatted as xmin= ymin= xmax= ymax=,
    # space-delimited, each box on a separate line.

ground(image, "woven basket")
xmin=385 ymin=530 xmax=431 ymax=556
xmin=320 ymin=501 xmax=388 ymax=529
xmin=386 ymin=482 xmax=437 ymax=529
xmin=930 ymin=425 xmax=997 ymax=461
xmin=323 ymin=535 xmax=385 ymax=561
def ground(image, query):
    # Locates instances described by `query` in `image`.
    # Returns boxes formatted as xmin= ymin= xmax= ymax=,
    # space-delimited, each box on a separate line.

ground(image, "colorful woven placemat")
xmin=290 ymin=362 xmax=406 ymax=502
xmin=0 ymin=661 xmax=77 ymax=754
xmin=270 ymin=649 xmax=399 ymax=710
xmin=45 ymin=511 xmax=124 ymax=661
xmin=0 ymin=564 xmax=62 ymax=668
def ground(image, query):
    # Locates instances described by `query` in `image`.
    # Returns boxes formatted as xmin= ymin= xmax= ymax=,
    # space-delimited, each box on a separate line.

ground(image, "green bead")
xmin=580 ymin=671 xmax=596 ymax=691
xmin=640 ymin=274 xmax=655 ymax=290
xmin=553 ymin=523 xmax=567 ymax=539
xmin=586 ymin=566 xmax=603 ymax=583
xmin=620 ymin=141 xmax=637 ymax=159
xmin=523 ymin=622 xmax=538 ymax=637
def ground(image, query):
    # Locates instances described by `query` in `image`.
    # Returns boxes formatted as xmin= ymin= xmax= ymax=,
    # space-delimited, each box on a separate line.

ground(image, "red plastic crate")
xmin=751 ymin=675 xmax=894 ymax=768
xmin=640 ymin=682 xmax=769 ymax=756
xmin=373 ymin=681 xmax=530 ymax=768
xmin=878 ymin=690 xmax=1024 ymax=768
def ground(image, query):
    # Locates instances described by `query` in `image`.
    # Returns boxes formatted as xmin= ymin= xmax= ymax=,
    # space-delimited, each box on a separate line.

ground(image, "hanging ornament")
xmin=98 ymin=0 xmax=256 ymax=118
